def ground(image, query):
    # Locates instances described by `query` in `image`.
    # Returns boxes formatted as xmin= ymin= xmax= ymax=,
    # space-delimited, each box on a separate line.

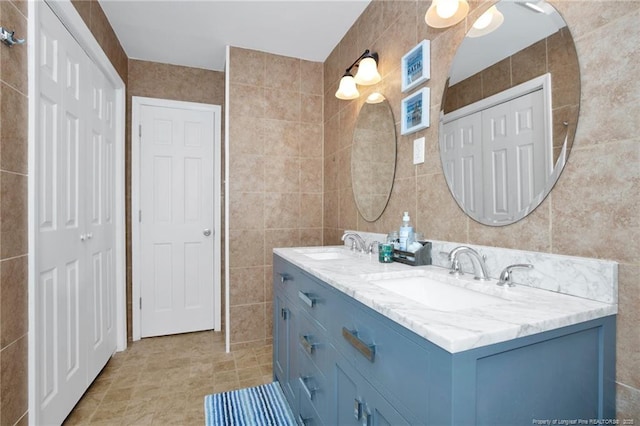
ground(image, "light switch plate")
xmin=413 ymin=137 xmax=425 ymax=165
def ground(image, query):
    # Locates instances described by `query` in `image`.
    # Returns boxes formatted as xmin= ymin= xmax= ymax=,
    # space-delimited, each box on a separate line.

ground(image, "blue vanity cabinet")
xmin=273 ymin=254 xmax=616 ymax=425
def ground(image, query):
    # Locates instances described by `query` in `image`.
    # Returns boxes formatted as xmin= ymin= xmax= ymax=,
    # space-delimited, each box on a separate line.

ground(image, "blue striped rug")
xmin=204 ymin=382 xmax=296 ymax=426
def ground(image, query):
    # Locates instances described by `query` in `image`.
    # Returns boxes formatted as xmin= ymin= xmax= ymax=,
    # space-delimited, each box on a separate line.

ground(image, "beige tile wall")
xmin=323 ymin=0 xmax=640 ymax=417
xmin=227 ymin=47 xmax=323 ymax=350
xmin=126 ymin=60 xmax=225 ymax=341
xmin=0 ymin=1 xmax=28 ymax=422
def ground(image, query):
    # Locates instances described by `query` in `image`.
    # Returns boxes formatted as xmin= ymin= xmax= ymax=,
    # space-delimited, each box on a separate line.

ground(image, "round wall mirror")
xmin=439 ymin=0 xmax=580 ymax=226
xmin=351 ymin=97 xmax=397 ymax=222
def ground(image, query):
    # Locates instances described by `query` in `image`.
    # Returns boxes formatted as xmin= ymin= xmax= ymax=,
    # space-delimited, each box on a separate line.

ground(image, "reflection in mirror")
xmin=352 ymin=97 xmax=397 ymax=222
xmin=439 ymin=0 xmax=580 ymax=226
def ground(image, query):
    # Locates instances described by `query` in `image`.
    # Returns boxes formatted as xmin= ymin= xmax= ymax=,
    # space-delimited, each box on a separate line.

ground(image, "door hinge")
xmin=139 ymin=297 xmax=142 ymax=310
xmin=139 ymin=124 xmax=142 ymax=138
xmin=139 ymin=210 xmax=142 ymax=222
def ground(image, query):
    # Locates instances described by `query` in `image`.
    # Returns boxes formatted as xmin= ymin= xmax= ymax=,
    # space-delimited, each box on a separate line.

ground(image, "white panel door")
xmin=482 ymin=90 xmax=545 ymax=221
xmin=35 ymin=4 xmax=117 ymax=424
xmin=86 ymin=60 xmax=117 ymax=375
xmin=441 ymin=111 xmax=484 ymax=216
xmin=140 ymin=104 xmax=215 ymax=337
xmin=36 ymin=5 xmax=89 ymax=423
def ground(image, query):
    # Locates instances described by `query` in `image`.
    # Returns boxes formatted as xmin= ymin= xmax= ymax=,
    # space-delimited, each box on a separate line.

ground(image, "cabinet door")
xmin=273 ymin=293 xmax=289 ymax=384
xmin=334 ymin=356 xmax=410 ymax=426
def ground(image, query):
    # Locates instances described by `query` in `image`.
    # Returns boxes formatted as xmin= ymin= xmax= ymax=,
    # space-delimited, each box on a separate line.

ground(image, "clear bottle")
xmin=399 ymin=212 xmax=414 ymax=251
xmin=387 ymin=231 xmax=400 ymax=250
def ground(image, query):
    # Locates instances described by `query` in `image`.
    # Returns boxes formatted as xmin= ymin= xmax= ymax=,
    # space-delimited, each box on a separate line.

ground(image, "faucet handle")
xmin=448 ymin=258 xmax=463 ymax=276
xmin=497 ymin=264 xmax=533 ymax=287
xmin=368 ymin=241 xmax=379 ymax=254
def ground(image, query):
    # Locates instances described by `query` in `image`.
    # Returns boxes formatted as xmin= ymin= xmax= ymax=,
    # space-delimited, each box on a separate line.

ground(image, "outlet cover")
xmin=413 ymin=137 xmax=425 ymax=165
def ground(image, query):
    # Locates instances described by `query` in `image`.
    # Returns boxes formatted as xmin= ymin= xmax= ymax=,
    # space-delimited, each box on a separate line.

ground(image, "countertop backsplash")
xmin=343 ymin=230 xmax=618 ymax=305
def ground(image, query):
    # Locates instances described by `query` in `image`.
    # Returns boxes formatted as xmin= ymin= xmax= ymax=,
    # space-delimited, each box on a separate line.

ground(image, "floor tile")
xmin=63 ymin=331 xmax=274 ymax=425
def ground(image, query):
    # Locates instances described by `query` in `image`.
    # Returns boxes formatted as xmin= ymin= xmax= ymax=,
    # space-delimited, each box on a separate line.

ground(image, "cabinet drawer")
xmin=296 ymin=310 xmax=334 ymax=374
xmin=332 ymin=297 xmax=429 ymax=421
xmin=274 ymin=255 xmax=302 ymax=302
xmin=297 ymin=346 xmax=332 ymax=425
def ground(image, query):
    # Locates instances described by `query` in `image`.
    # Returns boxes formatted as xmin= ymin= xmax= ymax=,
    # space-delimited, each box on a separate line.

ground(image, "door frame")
xmin=28 ymin=1 xmax=127 ymax=424
xmin=131 ymin=96 xmax=222 ymax=341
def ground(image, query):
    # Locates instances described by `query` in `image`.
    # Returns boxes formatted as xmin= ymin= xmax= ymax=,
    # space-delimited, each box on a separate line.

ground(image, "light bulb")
xmin=436 ymin=0 xmax=459 ymax=19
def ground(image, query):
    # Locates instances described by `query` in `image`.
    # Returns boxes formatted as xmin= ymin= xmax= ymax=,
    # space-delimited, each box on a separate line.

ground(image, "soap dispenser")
xmin=399 ymin=211 xmax=414 ymax=251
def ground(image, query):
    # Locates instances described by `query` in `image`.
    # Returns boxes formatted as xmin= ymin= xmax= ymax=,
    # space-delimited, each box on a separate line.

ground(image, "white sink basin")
xmin=303 ymin=252 xmax=351 ymax=260
xmin=294 ymin=247 xmax=353 ymax=261
xmin=369 ymin=276 xmax=507 ymax=312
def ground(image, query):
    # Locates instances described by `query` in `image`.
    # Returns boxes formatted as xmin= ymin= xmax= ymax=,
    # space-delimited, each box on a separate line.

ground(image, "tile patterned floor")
xmin=64 ymin=331 xmax=273 ymax=425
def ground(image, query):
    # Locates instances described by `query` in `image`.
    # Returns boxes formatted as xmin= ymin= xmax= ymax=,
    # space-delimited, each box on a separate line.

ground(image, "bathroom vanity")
xmin=272 ymin=245 xmax=617 ymax=425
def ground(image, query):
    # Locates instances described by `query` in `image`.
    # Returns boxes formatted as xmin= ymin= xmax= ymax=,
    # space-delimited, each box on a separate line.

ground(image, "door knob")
xmin=203 ymin=229 xmax=212 ymax=236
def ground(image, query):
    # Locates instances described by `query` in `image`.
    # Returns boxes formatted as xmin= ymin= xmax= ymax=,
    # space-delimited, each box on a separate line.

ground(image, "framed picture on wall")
xmin=401 ymin=88 xmax=430 ymax=135
xmin=401 ymin=40 xmax=430 ymax=93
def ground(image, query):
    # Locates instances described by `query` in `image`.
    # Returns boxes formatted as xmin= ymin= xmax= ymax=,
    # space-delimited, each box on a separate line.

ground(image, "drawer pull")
xmin=280 ymin=308 xmax=289 ymax=320
xmin=298 ymin=291 xmax=316 ymax=308
xmin=342 ymin=327 xmax=375 ymax=362
xmin=354 ymin=398 xmax=362 ymax=420
xmin=298 ymin=376 xmax=316 ymax=400
xmin=298 ymin=414 xmax=312 ymax=426
xmin=278 ymin=273 xmax=291 ymax=283
xmin=299 ymin=334 xmax=316 ymax=354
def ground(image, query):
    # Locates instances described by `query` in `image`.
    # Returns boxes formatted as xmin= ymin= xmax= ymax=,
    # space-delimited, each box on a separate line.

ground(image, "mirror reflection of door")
xmin=442 ymin=74 xmax=551 ymax=224
xmin=440 ymin=0 xmax=580 ymax=226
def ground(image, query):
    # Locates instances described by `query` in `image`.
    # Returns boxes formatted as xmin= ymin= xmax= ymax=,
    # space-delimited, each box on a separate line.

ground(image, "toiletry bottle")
xmin=399 ymin=212 xmax=414 ymax=251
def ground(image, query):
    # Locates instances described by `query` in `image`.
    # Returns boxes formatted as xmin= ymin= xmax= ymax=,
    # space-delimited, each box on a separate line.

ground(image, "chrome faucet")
xmin=447 ymin=246 xmax=490 ymax=281
xmin=341 ymin=232 xmax=367 ymax=253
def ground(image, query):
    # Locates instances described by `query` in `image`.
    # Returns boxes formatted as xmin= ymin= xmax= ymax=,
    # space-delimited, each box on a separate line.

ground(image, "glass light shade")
xmin=436 ymin=0 xmax=459 ymax=19
xmin=425 ymin=0 xmax=469 ymax=28
xmin=335 ymin=74 xmax=359 ymax=100
xmin=467 ymin=6 xmax=504 ymax=38
xmin=353 ymin=57 xmax=381 ymax=85
xmin=366 ymin=92 xmax=385 ymax=104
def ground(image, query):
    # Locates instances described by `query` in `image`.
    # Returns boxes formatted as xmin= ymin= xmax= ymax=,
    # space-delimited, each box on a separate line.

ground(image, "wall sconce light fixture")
xmin=335 ymin=49 xmax=381 ymax=100
xmin=425 ymin=0 xmax=469 ymax=28
xmin=467 ymin=5 xmax=504 ymax=38
xmin=0 ymin=26 xmax=25 ymax=47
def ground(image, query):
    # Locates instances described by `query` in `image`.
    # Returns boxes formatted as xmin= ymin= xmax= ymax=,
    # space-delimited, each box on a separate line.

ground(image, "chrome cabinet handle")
xmin=354 ymin=398 xmax=362 ymax=420
xmin=298 ymin=291 xmax=316 ymax=308
xmin=278 ymin=273 xmax=291 ymax=283
xmin=203 ymin=228 xmax=211 ymax=236
xmin=297 ymin=414 xmax=311 ymax=426
xmin=299 ymin=334 xmax=316 ymax=355
xmin=86 ymin=233 xmax=92 ymax=239
xmin=342 ymin=327 xmax=375 ymax=362
xmin=298 ymin=376 xmax=316 ymax=400
xmin=80 ymin=234 xmax=86 ymax=241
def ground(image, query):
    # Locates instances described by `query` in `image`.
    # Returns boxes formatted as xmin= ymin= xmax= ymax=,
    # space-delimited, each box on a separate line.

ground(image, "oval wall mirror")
xmin=439 ymin=0 xmax=580 ymax=226
xmin=351 ymin=97 xmax=397 ymax=222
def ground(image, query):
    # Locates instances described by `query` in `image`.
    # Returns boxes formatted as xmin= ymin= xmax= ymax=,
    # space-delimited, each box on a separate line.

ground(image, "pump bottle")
xmin=399 ymin=212 xmax=414 ymax=251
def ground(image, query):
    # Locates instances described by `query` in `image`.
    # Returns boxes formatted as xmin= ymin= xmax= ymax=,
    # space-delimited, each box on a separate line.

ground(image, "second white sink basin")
xmin=369 ymin=276 xmax=507 ymax=312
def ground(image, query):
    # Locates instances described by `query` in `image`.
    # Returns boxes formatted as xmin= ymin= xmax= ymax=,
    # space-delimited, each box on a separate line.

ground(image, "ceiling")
xmin=98 ymin=0 xmax=372 ymax=72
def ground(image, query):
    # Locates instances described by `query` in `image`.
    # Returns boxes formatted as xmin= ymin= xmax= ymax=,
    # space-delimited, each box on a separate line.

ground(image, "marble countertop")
xmin=274 ymin=246 xmax=617 ymax=353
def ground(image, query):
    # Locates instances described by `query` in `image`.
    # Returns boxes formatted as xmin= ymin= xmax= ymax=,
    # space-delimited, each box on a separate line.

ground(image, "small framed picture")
xmin=401 ymin=40 xmax=430 ymax=93
xmin=401 ymin=88 xmax=430 ymax=135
